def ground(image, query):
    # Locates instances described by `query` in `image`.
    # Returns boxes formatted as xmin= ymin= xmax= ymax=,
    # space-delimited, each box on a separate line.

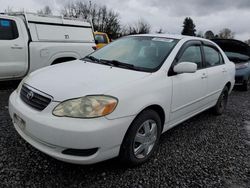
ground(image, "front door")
xmin=0 ymin=17 xmax=28 ymax=80
xmin=170 ymin=42 xmax=208 ymax=122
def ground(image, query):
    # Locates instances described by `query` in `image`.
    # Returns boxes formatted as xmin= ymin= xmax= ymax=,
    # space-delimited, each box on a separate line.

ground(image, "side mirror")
xmin=95 ymin=39 xmax=99 ymax=44
xmin=173 ymin=62 xmax=197 ymax=74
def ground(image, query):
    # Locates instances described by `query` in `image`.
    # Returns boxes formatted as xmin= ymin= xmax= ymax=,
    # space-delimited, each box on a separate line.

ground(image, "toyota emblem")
xmin=27 ymin=91 xmax=34 ymax=100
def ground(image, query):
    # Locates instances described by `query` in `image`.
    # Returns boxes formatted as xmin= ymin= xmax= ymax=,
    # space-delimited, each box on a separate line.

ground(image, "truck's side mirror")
xmin=95 ymin=39 xmax=99 ymax=44
xmin=173 ymin=62 xmax=197 ymax=74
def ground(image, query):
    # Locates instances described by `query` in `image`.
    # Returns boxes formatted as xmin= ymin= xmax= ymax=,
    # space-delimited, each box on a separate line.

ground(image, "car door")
xmin=0 ymin=17 xmax=28 ymax=80
xmin=169 ymin=41 xmax=208 ymax=122
xmin=202 ymin=43 xmax=227 ymax=102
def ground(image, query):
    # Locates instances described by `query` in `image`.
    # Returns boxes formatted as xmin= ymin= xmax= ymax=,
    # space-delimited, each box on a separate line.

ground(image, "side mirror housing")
xmin=95 ymin=39 xmax=99 ymax=44
xmin=173 ymin=62 xmax=197 ymax=74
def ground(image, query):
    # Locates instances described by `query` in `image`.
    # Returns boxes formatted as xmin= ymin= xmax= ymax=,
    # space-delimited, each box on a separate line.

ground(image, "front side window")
xmin=0 ymin=18 xmax=19 ymax=40
xmin=204 ymin=46 xmax=224 ymax=67
xmin=178 ymin=45 xmax=202 ymax=69
xmin=84 ymin=36 xmax=179 ymax=72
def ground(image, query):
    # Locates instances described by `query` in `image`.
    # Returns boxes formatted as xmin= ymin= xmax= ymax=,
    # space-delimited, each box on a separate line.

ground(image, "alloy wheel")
xmin=133 ymin=120 xmax=158 ymax=159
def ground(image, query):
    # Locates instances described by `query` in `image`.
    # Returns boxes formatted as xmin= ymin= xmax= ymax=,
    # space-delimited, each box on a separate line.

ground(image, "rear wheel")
xmin=213 ymin=86 xmax=229 ymax=115
xmin=119 ymin=109 xmax=161 ymax=166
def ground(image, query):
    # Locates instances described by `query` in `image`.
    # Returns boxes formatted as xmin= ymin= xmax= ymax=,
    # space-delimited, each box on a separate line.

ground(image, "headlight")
xmin=53 ymin=95 xmax=118 ymax=118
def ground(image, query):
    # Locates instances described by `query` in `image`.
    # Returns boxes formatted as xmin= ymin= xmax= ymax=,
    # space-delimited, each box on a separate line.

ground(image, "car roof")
xmin=131 ymin=33 xmax=208 ymax=41
xmin=94 ymin=31 xmax=108 ymax=35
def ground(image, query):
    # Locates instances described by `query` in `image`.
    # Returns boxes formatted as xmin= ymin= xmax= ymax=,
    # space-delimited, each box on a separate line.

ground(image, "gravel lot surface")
xmin=0 ymin=82 xmax=249 ymax=188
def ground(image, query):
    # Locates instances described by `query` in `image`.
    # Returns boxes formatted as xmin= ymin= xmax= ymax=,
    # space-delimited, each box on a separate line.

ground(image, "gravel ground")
xmin=0 ymin=82 xmax=249 ymax=188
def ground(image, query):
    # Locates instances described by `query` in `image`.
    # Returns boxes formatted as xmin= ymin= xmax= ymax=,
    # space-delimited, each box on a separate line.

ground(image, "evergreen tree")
xmin=181 ymin=17 xmax=196 ymax=36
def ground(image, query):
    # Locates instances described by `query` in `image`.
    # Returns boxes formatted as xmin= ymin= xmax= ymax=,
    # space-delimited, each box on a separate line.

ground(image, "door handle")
xmin=11 ymin=46 xmax=23 ymax=49
xmin=222 ymin=68 xmax=227 ymax=73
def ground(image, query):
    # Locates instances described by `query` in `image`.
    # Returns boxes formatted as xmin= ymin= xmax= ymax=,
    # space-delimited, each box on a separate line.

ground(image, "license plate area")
xmin=13 ymin=114 xmax=26 ymax=130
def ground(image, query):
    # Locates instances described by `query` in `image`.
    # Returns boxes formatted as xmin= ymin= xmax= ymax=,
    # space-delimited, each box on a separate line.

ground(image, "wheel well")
xmin=143 ymin=105 xmax=165 ymax=132
xmin=225 ymin=82 xmax=231 ymax=90
xmin=119 ymin=104 xmax=166 ymax=155
xmin=51 ymin=57 xmax=76 ymax=65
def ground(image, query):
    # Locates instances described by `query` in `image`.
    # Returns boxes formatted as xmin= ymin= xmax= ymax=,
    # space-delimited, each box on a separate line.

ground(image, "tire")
xmin=242 ymin=78 xmax=249 ymax=91
xmin=213 ymin=86 xmax=229 ymax=115
xmin=119 ymin=109 xmax=162 ymax=166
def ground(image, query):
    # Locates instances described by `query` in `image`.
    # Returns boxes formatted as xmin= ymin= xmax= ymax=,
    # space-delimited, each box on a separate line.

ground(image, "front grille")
xmin=20 ymin=85 xmax=52 ymax=111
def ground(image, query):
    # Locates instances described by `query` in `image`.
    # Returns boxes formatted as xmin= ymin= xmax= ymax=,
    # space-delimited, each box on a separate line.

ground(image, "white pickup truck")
xmin=0 ymin=12 xmax=95 ymax=81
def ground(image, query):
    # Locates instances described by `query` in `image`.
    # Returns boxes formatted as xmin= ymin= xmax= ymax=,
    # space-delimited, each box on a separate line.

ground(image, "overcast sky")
xmin=1 ymin=0 xmax=250 ymax=41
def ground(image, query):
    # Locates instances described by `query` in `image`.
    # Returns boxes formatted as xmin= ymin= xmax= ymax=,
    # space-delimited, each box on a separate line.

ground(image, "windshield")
xmin=225 ymin=52 xmax=250 ymax=63
xmin=83 ymin=36 xmax=178 ymax=72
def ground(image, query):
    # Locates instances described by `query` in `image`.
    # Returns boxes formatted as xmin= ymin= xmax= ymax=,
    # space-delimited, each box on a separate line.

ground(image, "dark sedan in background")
xmin=213 ymin=39 xmax=250 ymax=91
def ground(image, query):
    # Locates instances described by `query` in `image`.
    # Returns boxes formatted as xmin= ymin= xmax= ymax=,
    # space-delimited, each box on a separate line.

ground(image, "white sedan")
xmin=9 ymin=34 xmax=235 ymax=166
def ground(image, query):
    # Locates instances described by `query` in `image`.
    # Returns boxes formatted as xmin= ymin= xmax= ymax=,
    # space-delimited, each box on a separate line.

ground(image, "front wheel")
xmin=119 ymin=109 xmax=162 ymax=166
xmin=212 ymin=86 xmax=229 ymax=115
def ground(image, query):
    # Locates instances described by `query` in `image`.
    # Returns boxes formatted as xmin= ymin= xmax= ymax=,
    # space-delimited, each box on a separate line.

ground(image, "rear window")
xmin=0 ymin=19 xmax=19 ymax=40
xmin=95 ymin=34 xmax=108 ymax=43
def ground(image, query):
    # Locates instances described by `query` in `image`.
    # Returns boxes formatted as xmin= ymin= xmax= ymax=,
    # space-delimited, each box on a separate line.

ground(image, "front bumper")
xmin=9 ymin=91 xmax=135 ymax=164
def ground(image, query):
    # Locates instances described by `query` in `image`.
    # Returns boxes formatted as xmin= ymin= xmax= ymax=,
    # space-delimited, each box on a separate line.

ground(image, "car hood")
xmin=25 ymin=60 xmax=150 ymax=101
xmin=212 ymin=39 xmax=250 ymax=57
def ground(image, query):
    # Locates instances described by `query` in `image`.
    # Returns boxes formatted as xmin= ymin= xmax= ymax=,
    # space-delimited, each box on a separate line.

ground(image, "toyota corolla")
xmin=9 ymin=34 xmax=235 ymax=165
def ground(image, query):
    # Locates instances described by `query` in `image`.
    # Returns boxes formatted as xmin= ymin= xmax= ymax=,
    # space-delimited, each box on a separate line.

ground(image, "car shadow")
xmin=0 ymin=80 xmax=20 ymax=91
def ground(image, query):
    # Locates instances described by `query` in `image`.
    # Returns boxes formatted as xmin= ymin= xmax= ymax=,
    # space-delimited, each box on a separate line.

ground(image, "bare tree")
xmin=156 ymin=28 xmax=165 ymax=34
xmin=123 ymin=19 xmax=151 ymax=35
xmin=244 ymin=39 xmax=250 ymax=46
xmin=37 ymin=6 xmax=53 ymax=15
xmin=4 ymin=6 xmax=14 ymax=13
xmin=218 ymin=28 xmax=234 ymax=39
xmin=61 ymin=1 xmax=121 ymax=39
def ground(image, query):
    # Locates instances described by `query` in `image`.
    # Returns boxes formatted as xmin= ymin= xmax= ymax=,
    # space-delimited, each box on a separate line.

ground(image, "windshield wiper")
xmin=100 ymin=59 xmax=135 ymax=69
xmin=83 ymin=55 xmax=100 ymax=62
xmin=83 ymin=57 xmax=136 ymax=70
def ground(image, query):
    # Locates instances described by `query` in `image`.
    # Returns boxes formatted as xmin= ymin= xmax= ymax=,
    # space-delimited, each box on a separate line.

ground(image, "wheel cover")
xmin=133 ymin=120 xmax=158 ymax=159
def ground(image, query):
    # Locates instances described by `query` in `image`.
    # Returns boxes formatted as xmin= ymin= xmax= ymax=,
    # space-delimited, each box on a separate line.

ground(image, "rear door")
xmin=0 ymin=17 xmax=28 ymax=80
xmin=202 ymin=43 xmax=227 ymax=102
xmin=170 ymin=41 xmax=208 ymax=121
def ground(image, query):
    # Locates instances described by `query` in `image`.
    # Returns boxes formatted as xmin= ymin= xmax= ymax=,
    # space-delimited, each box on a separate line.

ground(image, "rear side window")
xmin=0 ymin=19 xmax=19 ymax=40
xmin=203 ymin=46 xmax=224 ymax=67
xmin=178 ymin=45 xmax=203 ymax=69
